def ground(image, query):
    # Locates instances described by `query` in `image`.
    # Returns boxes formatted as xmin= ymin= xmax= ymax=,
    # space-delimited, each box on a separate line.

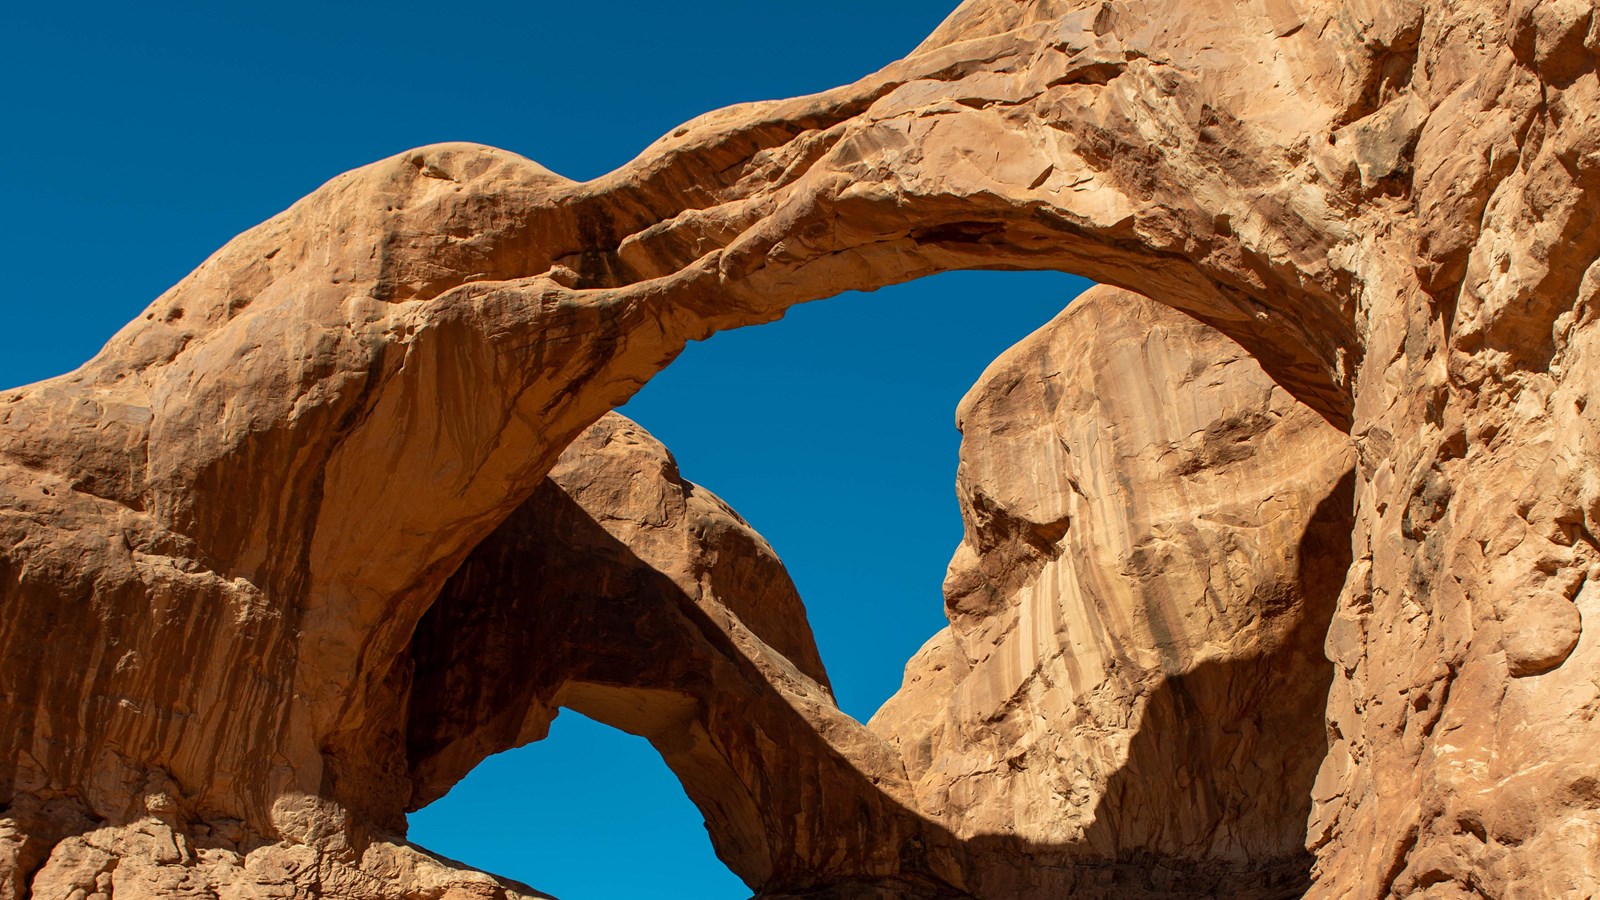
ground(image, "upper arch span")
xmin=6 ymin=0 xmax=1599 ymax=897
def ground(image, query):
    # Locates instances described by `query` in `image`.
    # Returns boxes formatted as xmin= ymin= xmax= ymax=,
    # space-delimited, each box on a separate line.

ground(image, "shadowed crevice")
xmin=401 ymin=428 xmax=1357 ymax=899
xmin=403 ymin=462 xmax=969 ymax=898
xmin=948 ymin=468 xmax=1356 ymax=899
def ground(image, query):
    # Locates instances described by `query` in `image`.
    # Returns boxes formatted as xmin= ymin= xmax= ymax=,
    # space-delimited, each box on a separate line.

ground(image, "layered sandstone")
xmin=1 ymin=0 xmax=1598 ymax=897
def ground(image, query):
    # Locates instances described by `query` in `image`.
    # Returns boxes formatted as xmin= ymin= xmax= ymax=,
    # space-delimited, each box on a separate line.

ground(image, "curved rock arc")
xmin=1 ymin=0 xmax=1598 ymax=897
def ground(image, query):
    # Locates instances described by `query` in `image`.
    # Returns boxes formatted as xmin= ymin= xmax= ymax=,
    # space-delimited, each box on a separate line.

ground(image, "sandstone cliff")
xmin=873 ymin=287 xmax=1355 ymax=897
xmin=3 ymin=0 xmax=1599 ymax=897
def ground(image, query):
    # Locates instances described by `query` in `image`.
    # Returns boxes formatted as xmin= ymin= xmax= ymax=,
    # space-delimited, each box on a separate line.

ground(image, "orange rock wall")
xmin=2 ymin=1 xmax=1598 ymax=896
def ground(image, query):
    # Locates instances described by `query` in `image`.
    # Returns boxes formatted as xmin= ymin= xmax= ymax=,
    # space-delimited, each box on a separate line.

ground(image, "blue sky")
xmin=4 ymin=3 xmax=1089 ymax=897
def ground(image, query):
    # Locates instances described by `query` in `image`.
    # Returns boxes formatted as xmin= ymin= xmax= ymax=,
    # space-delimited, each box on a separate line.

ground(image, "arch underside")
xmin=401 ymin=286 xmax=1358 ymax=898
xmin=3 ymin=1 xmax=1599 ymax=898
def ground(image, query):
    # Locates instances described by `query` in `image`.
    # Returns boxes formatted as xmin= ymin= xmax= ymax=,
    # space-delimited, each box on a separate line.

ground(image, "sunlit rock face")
xmin=872 ymin=286 xmax=1355 ymax=898
xmin=397 ymin=287 xmax=1360 ymax=900
xmin=3 ymin=0 xmax=1600 ymax=896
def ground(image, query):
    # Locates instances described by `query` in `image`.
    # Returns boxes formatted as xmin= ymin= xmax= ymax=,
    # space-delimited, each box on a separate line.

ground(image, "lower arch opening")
xmin=406 ymin=707 xmax=749 ymax=900
xmin=401 ymin=270 xmax=1355 ymax=898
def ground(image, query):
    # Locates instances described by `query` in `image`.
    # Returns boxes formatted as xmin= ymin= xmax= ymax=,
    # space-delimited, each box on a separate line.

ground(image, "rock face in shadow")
xmin=2 ymin=0 xmax=1600 ymax=896
xmin=403 ymin=413 xmax=955 ymax=897
xmin=871 ymin=286 xmax=1356 ymax=898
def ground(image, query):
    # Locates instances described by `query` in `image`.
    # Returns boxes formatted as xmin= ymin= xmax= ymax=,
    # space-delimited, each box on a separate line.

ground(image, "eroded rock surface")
xmin=3 ymin=0 xmax=1600 ymax=896
xmin=873 ymin=286 xmax=1355 ymax=898
xmin=0 ymin=410 xmax=941 ymax=899
xmin=404 ymin=413 xmax=952 ymax=896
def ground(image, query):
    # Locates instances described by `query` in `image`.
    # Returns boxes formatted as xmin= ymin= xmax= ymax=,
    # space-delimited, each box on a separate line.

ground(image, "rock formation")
xmin=2 ymin=0 xmax=1599 ymax=897
xmin=872 ymin=288 xmax=1356 ymax=897
xmin=0 ymin=409 xmax=936 ymax=900
xmin=404 ymin=413 xmax=951 ymax=897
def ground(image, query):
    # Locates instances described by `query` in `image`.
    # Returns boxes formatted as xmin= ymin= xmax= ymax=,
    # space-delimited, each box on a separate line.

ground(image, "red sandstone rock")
xmin=2 ymin=0 xmax=1599 ymax=896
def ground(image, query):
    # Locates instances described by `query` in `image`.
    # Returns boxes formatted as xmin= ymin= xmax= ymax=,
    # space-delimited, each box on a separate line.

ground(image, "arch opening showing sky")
xmin=6 ymin=2 xmax=1092 ymax=897
xmin=407 ymin=267 xmax=1087 ymax=898
xmin=408 ymin=709 xmax=751 ymax=900
xmin=618 ymin=269 xmax=1090 ymax=722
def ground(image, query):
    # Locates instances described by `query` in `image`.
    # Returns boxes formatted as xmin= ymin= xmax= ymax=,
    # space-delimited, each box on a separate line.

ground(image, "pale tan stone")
xmin=871 ymin=287 xmax=1355 ymax=897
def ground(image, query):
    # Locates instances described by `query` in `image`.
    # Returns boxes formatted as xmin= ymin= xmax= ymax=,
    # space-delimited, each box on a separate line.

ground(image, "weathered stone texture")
xmin=403 ymin=413 xmax=948 ymax=895
xmin=3 ymin=0 xmax=1599 ymax=896
xmin=872 ymin=287 xmax=1355 ymax=898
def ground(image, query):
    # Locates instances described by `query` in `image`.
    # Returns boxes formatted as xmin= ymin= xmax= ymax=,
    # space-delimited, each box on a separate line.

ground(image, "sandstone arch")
xmin=395 ymin=286 xmax=1360 ymax=899
xmin=3 ymin=0 xmax=1600 ymax=897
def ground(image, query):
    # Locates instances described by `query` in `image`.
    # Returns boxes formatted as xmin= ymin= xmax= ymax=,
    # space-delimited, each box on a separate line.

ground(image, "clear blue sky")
xmin=4 ymin=3 xmax=1089 ymax=898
